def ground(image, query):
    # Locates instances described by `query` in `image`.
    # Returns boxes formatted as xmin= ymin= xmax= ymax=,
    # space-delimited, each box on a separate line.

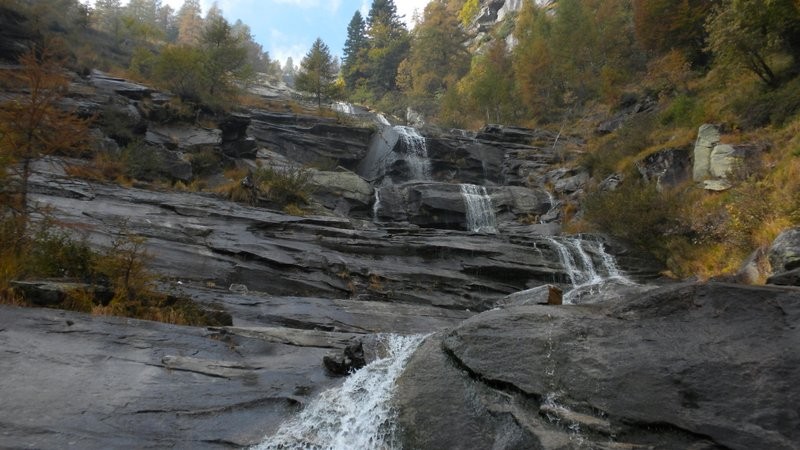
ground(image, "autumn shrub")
xmin=732 ymin=77 xmax=800 ymax=129
xmin=189 ymin=149 xmax=222 ymax=178
xmin=122 ymin=140 xmax=164 ymax=181
xmin=582 ymin=112 xmax=657 ymax=178
xmin=660 ymin=94 xmax=705 ymax=128
xmin=218 ymin=166 xmax=314 ymax=209
xmin=583 ymin=177 xmax=681 ymax=261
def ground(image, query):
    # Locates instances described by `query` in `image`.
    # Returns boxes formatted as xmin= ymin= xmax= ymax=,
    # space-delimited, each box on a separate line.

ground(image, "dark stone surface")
xmin=769 ymin=228 xmax=800 ymax=273
xmin=248 ymin=110 xmax=374 ymax=171
xmin=636 ymin=146 xmax=692 ymax=187
xmin=396 ymin=282 xmax=800 ymax=450
xmin=0 ymin=305 xmax=333 ymax=449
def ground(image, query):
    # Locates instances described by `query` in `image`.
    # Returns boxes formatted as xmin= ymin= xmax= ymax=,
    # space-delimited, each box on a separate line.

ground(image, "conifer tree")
xmin=296 ymin=38 xmax=337 ymax=108
xmin=364 ymin=0 xmax=409 ymax=96
xmin=342 ymin=10 xmax=367 ymax=91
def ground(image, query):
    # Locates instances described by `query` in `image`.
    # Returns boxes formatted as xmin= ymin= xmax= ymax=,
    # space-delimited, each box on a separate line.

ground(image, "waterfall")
xmin=332 ymin=101 xmax=355 ymax=115
xmin=460 ymin=184 xmax=497 ymax=234
xmin=372 ymin=189 xmax=381 ymax=223
xmin=546 ymin=236 xmax=634 ymax=303
xmin=540 ymin=190 xmax=558 ymax=224
xmin=252 ymin=334 xmax=426 ymax=450
xmin=395 ymin=126 xmax=431 ymax=180
xmin=358 ymin=123 xmax=431 ymax=183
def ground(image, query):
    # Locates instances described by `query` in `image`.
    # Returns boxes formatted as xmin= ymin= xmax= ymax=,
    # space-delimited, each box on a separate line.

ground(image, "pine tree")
xmin=176 ymin=0 xmax=203 ymax=45
xmin=295 ymin=38 xmax=337 ymax=108
xmin=364 ymin=0 xmax=410 ymax=96
xmin=342 ymin=10 xmax=367 ymax=91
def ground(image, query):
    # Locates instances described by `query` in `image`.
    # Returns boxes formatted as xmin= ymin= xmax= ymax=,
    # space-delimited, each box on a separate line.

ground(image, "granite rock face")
xmin=396 ymin=282 xmax=800 ymax=450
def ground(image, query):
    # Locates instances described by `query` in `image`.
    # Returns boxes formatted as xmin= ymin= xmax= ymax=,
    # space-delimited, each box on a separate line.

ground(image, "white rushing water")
xmin=372 ymin=189 xmax=382 ymax=223
xmin=252 ymin=334 xmax=426 ymax=450
xmin=332 ymin=101 xmax=356 ymax=115
xmin=395 ymin=126 xmax=431 ymax=180
xmin=460 ymin=184 xmax=498 ymax=233
xmin=545 ymin=236 xmax=634 ymax=303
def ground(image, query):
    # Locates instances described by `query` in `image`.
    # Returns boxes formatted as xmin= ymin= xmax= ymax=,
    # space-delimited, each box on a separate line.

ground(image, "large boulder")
xmin=709 ymin=144 xmax=746 ymax=178
xmin=768 ymin=228 xmax=800 ymax=285
xmin=693 ymin=124 xmax=721 ymax=181
xmin=309 ymin=169 xmax=373 ymax=214
xmin=396 ymin=282 xmax=800 ymax=450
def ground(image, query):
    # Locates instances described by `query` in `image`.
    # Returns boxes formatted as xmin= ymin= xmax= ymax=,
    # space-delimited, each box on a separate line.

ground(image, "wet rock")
xmin=0 ymin=306 xmax=337 ymax=448
xmin=220 ymin=113 xmax=258 ymax=158
xmin=323 ymin=339 xmax=366 ymax=376
xmin=396 ymin=282 xmax=800 ymax=450
xmin=495 ymin=284 xmax=562 ymax=307
xmin=248 ymin=111 xmax=373 ymax=171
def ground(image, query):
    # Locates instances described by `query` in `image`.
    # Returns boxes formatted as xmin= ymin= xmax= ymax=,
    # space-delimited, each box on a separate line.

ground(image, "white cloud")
xmin=396 ymin=0 xmax=430 ymax=28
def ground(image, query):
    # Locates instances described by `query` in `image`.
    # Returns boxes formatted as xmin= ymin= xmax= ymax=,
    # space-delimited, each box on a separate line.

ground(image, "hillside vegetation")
xmin=1 ymin=0 xmax=799 ymax=280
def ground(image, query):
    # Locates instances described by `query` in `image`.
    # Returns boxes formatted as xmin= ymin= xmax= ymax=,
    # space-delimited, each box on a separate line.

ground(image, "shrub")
xmin=122 ymin=140 xmax=164 ymax=181
xmin=218 ymin=166 xmax=314 ymax=208
xmin=189 ymin=149 xmax=222 ymax=178
xmin=582 ymin=112 xmax=657 ymax=178
xmin=583 ymin=177 xmax=680 ymax=260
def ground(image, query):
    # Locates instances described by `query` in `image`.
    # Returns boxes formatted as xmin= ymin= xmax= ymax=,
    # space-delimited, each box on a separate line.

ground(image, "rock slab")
xmin=396 ymin=282 xmax=800 ymax=450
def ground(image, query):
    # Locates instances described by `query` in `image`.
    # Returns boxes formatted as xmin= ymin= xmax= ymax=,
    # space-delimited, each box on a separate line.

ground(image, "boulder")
xmin=309 ymin=170 xmax=373 ymax=212
xmin=769 ymin=227 xmax=800 ymax=274
xmin=709 ymin=144 xmax=746 ymax=178
xmin=322 ymin=339 xmax=367 ymax=376
xmin=220 ymin=113 xmax=258 ymax=158
xmin=767 ymin=268 xmax=800 ymax=286
xmin=693 ymin=124 xmax=721 ymax=181
xmin=145 ymin=124 xmax=221 ymax=153
xmin=396 ymin=282 xmax=800 ymax=450
xmin=495 ymin=284 xmax=562 ymax=307
xmin=553 ymin=170 xmax=589 ymax=195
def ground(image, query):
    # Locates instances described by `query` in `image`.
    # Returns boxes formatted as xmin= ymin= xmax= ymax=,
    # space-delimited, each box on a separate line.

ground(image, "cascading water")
xmin=545 ymin=236 xmax=634 ymax=304
xmin=460 ymin=184 xmax=497 ymax=233
xmin=252 ymin=334 xmax=426 ymax=450
xmin=372 ymin=189 xmax=382 ymax=223
xmin=395 ymin=126 xmax=431 ymax=180
xmin=358 ymin=119 xmax=431 ymax=184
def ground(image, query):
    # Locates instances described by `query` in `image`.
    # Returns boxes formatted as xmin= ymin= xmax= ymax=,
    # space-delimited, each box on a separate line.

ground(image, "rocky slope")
xmin=2 ymin=65 xmax=798 ymax=449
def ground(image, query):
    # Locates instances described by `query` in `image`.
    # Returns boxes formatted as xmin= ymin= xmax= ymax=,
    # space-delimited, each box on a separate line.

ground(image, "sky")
xmin=85 ymin=0 xmax=432 ymax=67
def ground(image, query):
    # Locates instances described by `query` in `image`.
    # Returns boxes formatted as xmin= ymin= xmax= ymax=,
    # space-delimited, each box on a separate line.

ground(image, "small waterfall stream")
xmin=460 ymin=184 xmax=497 ymax=233
xmin=253 ymin=334 xmax=426 ymax=450
xmin=545 ymin=236 xmax=634 ymax=304
xmin=395 ymin=126 xmax=431 ymax=180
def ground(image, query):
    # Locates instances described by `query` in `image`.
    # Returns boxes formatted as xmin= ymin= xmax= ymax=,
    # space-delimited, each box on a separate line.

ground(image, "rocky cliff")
xmin=2 ymin=65 xmax=798 ymax=449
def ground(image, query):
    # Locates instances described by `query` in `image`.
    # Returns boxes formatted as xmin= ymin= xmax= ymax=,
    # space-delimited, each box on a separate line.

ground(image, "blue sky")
xmin=118 ymin=0 xmax=431 ymax=67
